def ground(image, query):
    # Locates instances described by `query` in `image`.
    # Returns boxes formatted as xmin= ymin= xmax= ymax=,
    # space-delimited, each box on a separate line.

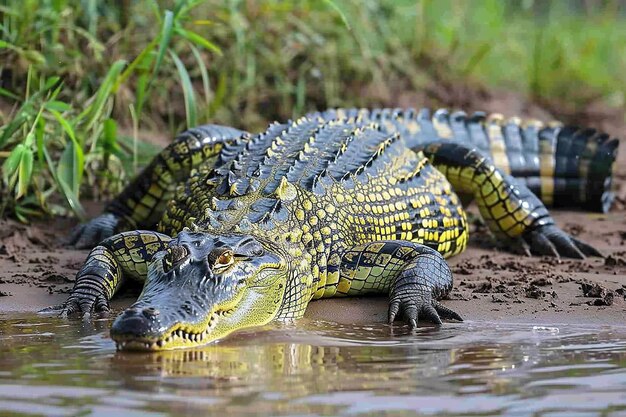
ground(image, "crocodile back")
xmin=199 ymin=116 xmax=466 ymax=252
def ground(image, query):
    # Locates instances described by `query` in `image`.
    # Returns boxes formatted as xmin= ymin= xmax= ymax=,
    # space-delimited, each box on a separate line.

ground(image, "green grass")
xmin=1 ymin=0 xmax=625 ymax=221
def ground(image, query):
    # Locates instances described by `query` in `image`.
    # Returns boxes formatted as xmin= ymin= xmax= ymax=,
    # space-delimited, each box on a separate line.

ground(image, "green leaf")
xmin=40 ymin=138 xmax=85 ymax=217
xmin=113 ymin=40 xmax=157 ymax=92
xmin=78 ymin=60 xmax=126 ymax=130
xmin=16 ymin=149 xmax=33 ymax=199
xmin=134 ymin=72 xmax=149 ymax=118
xmin=153 ymin=10 xmax=174 ymax=78
xmin=190 ymin=44 xmax=211 ymax=118
xmin=169 ymin=50 xmax=197 ymax=128
xmin=174 ymin=27 xmax=222 ymax=55
xmin=44 ymin=100 xmax=71 ymax=112
xmin=23 ymin=130 xmax=35 ymax=147
xmin=43 ymin=76 xmax=61 ymax=91
xmin=35 ymin=117 xmax=45 ymax=166
xmin=321 ymin=0 xmax=351 ymax=30
xmin=49 ymin=109 xmax=78 ymax=146
xmin=0 ymin=113 xmax=26 ymax=148
xmin=102 ymin=118 xmax=118 ymax=166
xmin=14 ymin=208 xmax=28 ymax=223
xmin=173 ymin=0 xmax=206 ymax=20
xmin=462 ymin=43 xmax=491 ymax=76
xmin=0 ymin=87 xmax=20 ymax=101
xmin=56 ymin=177 xmax=86 ymax=220
xmin=0 ymin=39 xmax=19 ymax=51
xmin=15 ymin=204 xmax=43 ymax=222
xmin=21 ymin=49 xmax=46 ymax=65
xmin=56 ymin=140 xmax=84 ymax=204
xmin=103 ymin=118 xmax=117 ymax=149
xmin=2 ymin=143 xmax=24 ymax=184
xmin=209 ymin=71 xmax=227 ymax=116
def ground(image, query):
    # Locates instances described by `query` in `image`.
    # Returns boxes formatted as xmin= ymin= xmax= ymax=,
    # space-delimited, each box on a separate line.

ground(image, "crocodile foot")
xmin=65 ymin=213 xmax=120 ymax=249
xmin=388 ymin=287 xmax=463 ymax=329
xmin=516 ymin=224 xmax=603 ymax=259
xmin=39 ymin=289 xmax=110 ymax=318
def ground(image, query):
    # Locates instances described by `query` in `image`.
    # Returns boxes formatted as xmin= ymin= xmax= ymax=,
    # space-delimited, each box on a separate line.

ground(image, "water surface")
xmin=1 ymin=313 xmax=625 ymax=416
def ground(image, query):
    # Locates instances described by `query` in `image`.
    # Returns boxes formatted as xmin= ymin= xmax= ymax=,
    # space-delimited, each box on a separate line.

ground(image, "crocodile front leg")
xmin=45 ymin=231 xmax=171 ymax=317
xmin=334 ymin=241 xmax=462 ymax=328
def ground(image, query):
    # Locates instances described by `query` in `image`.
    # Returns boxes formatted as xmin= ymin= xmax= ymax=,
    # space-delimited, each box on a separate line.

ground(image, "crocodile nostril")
xmin=142 ymin=307 xmax=160 ymax=318
xmin=124 ymin=307 xmax=140 ymax=315
xmin=163 ymin=245 xmax=190 ymax=272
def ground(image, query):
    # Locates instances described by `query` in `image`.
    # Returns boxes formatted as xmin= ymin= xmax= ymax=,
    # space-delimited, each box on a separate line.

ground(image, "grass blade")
xmin=189 ymin=44 xmax=211 ymax=120
xmin=169 ymin=50 xmax=197 ymax=128
xmin=44 ymin=100 xmax=71 ymax=112
xmin=175 ymin=27 xmax=222 ymax=55
xmin=51 ymin=109 xmax=84 ymax=196
xmin=461 ymin=43 xmax=491 ymax=76
xmin=321 ymin=0 xmax=351 ymax=30
xmin=49 ymin=109 xmax=78 ymax=147
xmin=16 ymin=148 xmax=33 ymax=199
xmin=41 ymin=139 xmax=86 ymax=219
xmin=134 ymin=72 xmax=150 ymax=119
xmin=2 ymin=143 xmax=24 ymax=185
xmin=0 ymin=86 xmax=20 ymax=101
xmin=56 ymin=141 xmax=85 ymax=216
xmin=78 ymin=59 xmax=126 ymax=131
xmin=113 ymin=40 xmax=157 ymax=93
xmin=152 ymin=10 xmax=174 ymax=80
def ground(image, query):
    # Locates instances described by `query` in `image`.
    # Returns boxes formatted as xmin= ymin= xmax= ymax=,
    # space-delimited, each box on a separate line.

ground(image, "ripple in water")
xmin=0 ymin=313 xmax=625 ymax=416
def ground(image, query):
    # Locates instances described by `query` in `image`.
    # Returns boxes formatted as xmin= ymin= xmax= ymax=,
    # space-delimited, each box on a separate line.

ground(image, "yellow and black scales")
xmin=59 ymin=108 xmax=619 ymax=345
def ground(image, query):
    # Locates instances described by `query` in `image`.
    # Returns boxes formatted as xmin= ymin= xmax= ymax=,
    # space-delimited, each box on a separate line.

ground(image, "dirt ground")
xmin=1 ymin=115 xmax=625 ymax=327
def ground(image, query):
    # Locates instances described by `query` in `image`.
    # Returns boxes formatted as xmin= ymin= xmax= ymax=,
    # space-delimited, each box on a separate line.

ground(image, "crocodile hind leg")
xmin=68 ymin=125 xmax=248 ymax=248
xmin=44 ymin=231 xmax=171 ymax=317
xmin=423 ymin=142 xmax=602 ymax=258
xmin=332 ymin=241 xmax=462 ymax=328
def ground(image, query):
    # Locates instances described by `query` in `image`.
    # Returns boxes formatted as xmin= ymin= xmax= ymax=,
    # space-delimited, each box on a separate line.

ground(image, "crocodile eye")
xmin=212 ymin=250 xmax=234 ymax=270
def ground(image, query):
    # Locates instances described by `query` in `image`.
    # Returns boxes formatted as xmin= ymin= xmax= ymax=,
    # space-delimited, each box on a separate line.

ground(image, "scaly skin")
xmin=45 ymin=108 xmax=619 ymax=351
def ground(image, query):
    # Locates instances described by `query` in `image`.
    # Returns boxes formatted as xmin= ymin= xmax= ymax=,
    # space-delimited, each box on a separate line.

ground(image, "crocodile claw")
xmin=66 ymin=213 xmax=120 ymax=249
xmin=39 ymin=291 xmax=110 ymax=319
xmin=520 ymin=224 xmax=603 ymax=259
xmin=388 ymin=288 xmax=463 ymax=329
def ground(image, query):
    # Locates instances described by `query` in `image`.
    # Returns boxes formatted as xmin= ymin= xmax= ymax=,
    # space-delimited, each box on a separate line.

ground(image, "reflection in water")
xmin=1 ymin=313 xmax=626 ymax=416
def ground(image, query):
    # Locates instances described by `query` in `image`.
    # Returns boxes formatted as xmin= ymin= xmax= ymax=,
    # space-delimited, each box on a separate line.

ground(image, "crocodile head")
xmin=110 ymin=231 xmax=288 ymax=351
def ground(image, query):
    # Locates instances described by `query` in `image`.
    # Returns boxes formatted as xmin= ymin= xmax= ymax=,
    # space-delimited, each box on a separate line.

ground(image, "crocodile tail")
xmin=535 ymin=125 xmax=619 ymax=213
xmin=424 ymin=109 xmax=620 ymax=213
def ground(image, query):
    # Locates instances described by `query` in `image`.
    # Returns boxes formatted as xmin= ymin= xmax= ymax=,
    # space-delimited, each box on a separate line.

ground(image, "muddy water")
xmin=1 ymin=314 xmax=626 ymax=417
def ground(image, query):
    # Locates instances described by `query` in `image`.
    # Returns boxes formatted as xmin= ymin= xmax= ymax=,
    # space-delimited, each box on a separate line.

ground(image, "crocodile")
xmin=46 ymin=108 xmax=619 ymax=351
